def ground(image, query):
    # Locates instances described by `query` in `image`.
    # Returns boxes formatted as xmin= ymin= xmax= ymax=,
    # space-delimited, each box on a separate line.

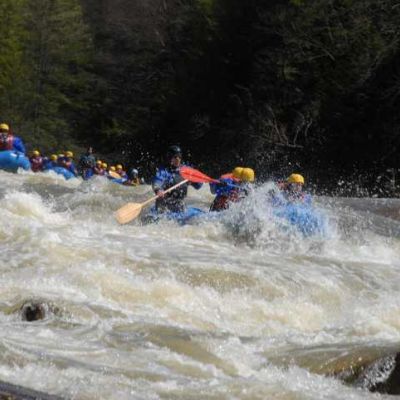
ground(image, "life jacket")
xmin=117 ymin=169 xmax=127 ymax=178
xmin=0 ymin=134 xmax=14 ymax=151
xmin=30 ymin=156 xmax=43 ymax=172
xmin=93 ymin=166 xmax=103 ymax=175
xmin=220 ymin=173 xmax=234 ymax=180
xmin=282 ymin=186 xmax=308 ymax=204
xmin=210 ymin=183 xmax=242 ymax=211
xmin=153 ymin=165 xmax=188 ymax=200
xmin=210 ymin=191 xmax=241 ymax=211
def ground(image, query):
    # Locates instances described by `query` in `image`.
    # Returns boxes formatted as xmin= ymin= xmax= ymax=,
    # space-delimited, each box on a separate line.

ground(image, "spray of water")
xmin=0 ymin=170 xmax=399 ymax=399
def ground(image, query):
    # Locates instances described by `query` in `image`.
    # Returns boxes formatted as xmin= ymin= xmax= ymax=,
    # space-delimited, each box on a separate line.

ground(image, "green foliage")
xmin=0 ymin=0 xmax=95 ymax=154
xmin=0 ymin=0 xmax=28 ymax=123
xmin=1 ymin=0 xmax=400 ymax=179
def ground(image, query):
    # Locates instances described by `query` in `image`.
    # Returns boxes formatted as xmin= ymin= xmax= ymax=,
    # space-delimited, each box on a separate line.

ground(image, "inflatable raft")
xmin=110 ymin=177 xmax=127 ymax=185
xmin=273 ymin=203 xmax=327 ymax=236
xmin=44 ymin=166 xmax=76 ymax=180
xmin=0 ymin=150 xmax=31 ymax=172
xmin=142 ymin=206 xmax=205 ymax=225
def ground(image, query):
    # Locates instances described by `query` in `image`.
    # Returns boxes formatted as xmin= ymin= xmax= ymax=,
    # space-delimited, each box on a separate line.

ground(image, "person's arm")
xmin=70 ymin=162 xmax=78 ymax=176
xmin=152 ymin=168 xmax=166 ymax=194
xmin=210 ymin=179 xmax=229 ymax=195
xmin=13 ymin=137 xmax=26 ymax=154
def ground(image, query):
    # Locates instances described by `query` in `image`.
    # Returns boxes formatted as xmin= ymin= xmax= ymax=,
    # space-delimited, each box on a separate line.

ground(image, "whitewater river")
xmin=0 ymin=170 xmax=400 ymax=399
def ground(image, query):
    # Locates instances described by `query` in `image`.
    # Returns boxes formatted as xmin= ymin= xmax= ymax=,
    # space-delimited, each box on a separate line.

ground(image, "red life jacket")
xmin=0 ymin=134 xmax=14 ymax=151
xmin=30 ymin=156 xmax=43 ymax=172
xmin=220 ymin=173 xmax=234 ymax=180
xmin=210 ymin=190 xmax=240 ymax=212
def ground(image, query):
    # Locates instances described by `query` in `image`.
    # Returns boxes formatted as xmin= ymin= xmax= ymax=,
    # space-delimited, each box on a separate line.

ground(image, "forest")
xmin=1 ymin=0 xmax=400 ymax=194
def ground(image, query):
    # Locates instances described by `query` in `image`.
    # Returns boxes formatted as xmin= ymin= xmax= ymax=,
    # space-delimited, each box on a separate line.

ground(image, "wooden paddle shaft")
xmin=141 ymin=179 xmax=189 ymax=207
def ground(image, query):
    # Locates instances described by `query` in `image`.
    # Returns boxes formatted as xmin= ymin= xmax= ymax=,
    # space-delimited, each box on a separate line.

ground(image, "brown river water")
xmin=0 ymin=169 xmax=399 ymax=399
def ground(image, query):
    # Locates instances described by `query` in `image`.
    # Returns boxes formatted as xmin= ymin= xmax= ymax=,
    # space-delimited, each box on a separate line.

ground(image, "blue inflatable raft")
xmin=273 ymin=203 xmax=327 ymax=236
xmin=142 ymin=206 xmax=205 ymax=225
xmin=110 ymin=177 xmax=127 ymax=185
xmin=45 ymin=166 xmax=76 ymax=180
xmin=0 ymin=150 xmax=31 ymax=172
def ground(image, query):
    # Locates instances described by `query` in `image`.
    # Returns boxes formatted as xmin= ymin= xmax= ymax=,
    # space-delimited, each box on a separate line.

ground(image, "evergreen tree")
xmin=21 ymin=0 xmax=95 ymax=152
xmin=0 ymin=0 xmax=27 ymax=125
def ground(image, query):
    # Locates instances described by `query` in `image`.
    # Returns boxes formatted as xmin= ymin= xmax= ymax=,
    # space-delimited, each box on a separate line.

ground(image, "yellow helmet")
xmin=116 ymin=164 xmax=123 ymax=170
xmin=96 ymin=160 xmax=102 ymax=165
xmin=110 ymin=166 xmax=116 ymax=172
xmin=102 ymin=162 xmax=108 ymax=169
xmin=32 ymin=150 xmax=40 ymax=157
xmin=287 ymin=173 xmax=305 ymax=184
xmin=0 ymin=123 xmax=9 ymax=131
xmin=50 ymin=154 xmax=58 ymax=161
xmin=241 ymin=168 xmax=255 ymax=182
xmin=65 ymin=151 xmax=73 ymax=158
xmin=232 ymin=167 xmax=244 ymax=180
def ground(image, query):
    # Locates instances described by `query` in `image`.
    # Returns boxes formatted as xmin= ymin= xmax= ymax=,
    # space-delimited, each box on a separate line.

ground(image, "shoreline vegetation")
xmin=1 ymin=0 xmax=400 ymax=196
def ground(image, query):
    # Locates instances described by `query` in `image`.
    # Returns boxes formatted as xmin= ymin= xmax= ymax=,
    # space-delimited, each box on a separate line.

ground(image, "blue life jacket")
xmin=210 ymin=177 xmax=240 ymax=196
xmin=0 ymin=134 xmax=25 ymax=153
xmin=152 ymin=164 xmax=202 ymax=199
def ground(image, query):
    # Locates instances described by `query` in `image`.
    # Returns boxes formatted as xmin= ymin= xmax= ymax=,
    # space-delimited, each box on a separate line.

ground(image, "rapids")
xmin=0 ymin=169 xmax=399 ymax=399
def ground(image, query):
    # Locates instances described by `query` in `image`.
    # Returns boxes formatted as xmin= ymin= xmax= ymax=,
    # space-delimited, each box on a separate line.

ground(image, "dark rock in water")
xmin=20 ymin=302 xmax=47 ymax=321
xmin=264 ymin=344 xmax=400 ymax=395
xmin=0 ymin=380 xmax=63 ymax=399
xmin=354 ymin=352 xmax=400 ymax=395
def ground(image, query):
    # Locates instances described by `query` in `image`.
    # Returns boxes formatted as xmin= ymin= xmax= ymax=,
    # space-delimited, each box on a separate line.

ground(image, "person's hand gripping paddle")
xmin=115 ymin=180 xmax=189 ymax=224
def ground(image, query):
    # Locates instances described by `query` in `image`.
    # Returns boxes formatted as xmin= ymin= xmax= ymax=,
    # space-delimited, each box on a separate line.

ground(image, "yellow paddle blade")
xmin=115 ymin=202 xmax=143 ymax=224
xmin=109 ymin=171 xmax=122 ymax=179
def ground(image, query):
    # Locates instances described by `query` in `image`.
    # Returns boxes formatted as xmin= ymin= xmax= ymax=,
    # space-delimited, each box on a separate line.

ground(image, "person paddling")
xmin=116 ymin=164 xmax=127 ymax=179
xmin=43 ymin=154 xmax=58 ymax=169
xmin=152 ymin=145 xmax=202 ymax=213
xmin=124 ymin=168 xmax=141 ymax=186
xmin=78 ymin=147 xmax=96 ymax=179
xmin=93 ymin=160 xmax=104 ymax=175
xmin=29 ymin=150 xmax=44 ymax=172
xmin=63 ymin=151 xmax=78 ymax=176
xmin=272 ymin=173 xmax=311 ymax=206
xmin=0 ymin=123 xmax=26 ymax=154
xmin=210 ymin=167 xmax=255 ymax=211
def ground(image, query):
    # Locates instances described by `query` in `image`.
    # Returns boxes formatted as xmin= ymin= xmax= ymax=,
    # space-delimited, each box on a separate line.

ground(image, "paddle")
xmin=115 ymin=179 xmax=189 ymax=224
xmin=108 ymin=170 xmax=122 ymax=179
xmin=179 ymin=166 xmax=241 ymax=189
xmin=179 ymin=166 xmax=219 ymax=183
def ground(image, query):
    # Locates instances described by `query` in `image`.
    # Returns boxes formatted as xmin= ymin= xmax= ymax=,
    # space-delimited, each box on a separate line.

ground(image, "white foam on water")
xmin=0 ymin=173 xmax=399 ymax=398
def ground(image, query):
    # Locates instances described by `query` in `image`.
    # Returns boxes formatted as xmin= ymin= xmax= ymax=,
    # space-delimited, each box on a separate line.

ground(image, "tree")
xmin=0 ymin=0 xmax=28 ymax=125
xmin=20 ymin=0 xmax=95 ymax=152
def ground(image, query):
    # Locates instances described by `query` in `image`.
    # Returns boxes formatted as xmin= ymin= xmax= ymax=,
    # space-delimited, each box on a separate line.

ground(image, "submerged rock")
xmin=353 ymin=352 xmax=400 ymax=395
xmin=265 ymin=344 xmax=400 ymax=395
xmin=20 ymin=301 xmax=47 ymax=321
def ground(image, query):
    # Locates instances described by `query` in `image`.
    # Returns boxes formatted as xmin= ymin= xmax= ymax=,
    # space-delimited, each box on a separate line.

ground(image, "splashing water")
xmin=0 ymin=170 xmax=400 ymax=399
